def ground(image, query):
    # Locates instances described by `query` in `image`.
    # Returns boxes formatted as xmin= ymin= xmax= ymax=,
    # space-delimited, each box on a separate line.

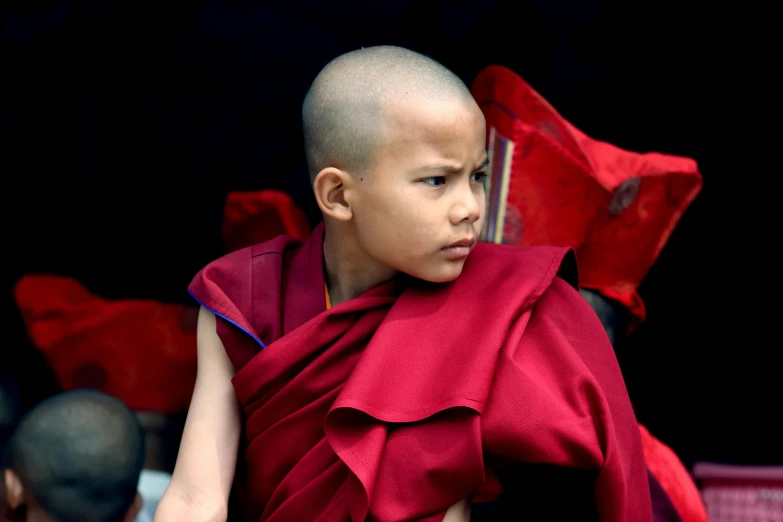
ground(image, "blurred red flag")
xmin=14 ymin=275 xmax=198 ymax=413
xmin=222 ymin=189 xmax=311 ymax=253
xmin=472 ymin=66 xmax=703 ymax=325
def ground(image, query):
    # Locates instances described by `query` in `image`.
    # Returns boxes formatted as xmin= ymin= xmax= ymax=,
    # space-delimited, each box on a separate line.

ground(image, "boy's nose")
xmin=449 ymin=186 xmax=481 ymax=226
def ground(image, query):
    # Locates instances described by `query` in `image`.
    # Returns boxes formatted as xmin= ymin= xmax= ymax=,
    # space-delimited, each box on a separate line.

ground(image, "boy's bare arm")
xmin=443 ymin=498 xmax=471 ymax=522
xmin=154 ymin=307 xmax=241 ymax=522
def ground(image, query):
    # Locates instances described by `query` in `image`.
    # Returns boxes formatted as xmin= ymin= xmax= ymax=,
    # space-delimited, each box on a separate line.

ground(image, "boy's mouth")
xmin=441 ymin=237 xmax=476 ymax=260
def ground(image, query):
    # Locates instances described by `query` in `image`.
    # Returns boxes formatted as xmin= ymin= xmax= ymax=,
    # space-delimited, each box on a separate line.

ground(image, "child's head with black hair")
xmin=3 ymin=390 xmax=145 ymax=522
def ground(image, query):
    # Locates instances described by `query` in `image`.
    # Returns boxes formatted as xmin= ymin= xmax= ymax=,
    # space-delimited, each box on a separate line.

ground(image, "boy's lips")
xmin=441 ymin=237 xmax=476 ymax=260
xmin=445 ymin=238 xmax=476 ymax=249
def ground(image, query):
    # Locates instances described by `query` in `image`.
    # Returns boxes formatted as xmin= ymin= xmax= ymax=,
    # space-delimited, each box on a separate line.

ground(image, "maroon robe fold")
xmin=189 ymin=223 xmax=652 ymax=522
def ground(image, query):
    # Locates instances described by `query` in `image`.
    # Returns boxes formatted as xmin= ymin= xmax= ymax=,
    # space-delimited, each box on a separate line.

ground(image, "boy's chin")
xmin=411 ymin=262 xmax=466 ymax=284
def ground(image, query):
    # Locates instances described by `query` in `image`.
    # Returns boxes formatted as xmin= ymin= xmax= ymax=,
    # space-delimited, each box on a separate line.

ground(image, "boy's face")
xmin=350 ymin=97 xmax=488 ymax=283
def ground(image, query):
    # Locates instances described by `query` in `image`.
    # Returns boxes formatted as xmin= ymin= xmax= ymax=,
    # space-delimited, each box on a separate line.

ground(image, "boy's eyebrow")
xmin=417 ymin=157 xmax=490 ymax=173
xmin=418 ymin=163 xmax=465 ymax=173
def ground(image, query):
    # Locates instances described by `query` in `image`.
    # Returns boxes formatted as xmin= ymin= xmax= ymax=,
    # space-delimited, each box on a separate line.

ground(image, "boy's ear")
xmin=122 ymin=492 xmax=143 ymax=522
xmin=4 ymin=469 xmax=24 ymax=511
xmin=313 ymin=167 xmax=354 ymax=222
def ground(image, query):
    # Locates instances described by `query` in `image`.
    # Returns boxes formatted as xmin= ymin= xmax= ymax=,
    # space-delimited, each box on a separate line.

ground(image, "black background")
xmin=2 ymin=1 xmax=774 ymax=467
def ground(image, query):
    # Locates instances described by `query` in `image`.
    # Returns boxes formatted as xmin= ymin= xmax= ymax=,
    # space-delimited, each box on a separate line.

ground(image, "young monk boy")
xmin=155 ymin=46 xmax=652 ymax=522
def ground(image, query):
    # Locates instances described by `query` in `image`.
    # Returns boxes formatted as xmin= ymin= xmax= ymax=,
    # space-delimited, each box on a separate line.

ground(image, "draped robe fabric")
xmin=471 ymin=66 xmax=707 ymax=522
xmin=189 ymin=223 xmax=652 ymax=522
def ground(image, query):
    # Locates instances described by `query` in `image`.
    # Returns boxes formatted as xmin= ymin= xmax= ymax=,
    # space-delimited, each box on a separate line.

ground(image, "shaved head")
xmin=4 ymin=390 xmax=144 ymax=522
xmin=302 ymin=46 xmax=475 ymax=181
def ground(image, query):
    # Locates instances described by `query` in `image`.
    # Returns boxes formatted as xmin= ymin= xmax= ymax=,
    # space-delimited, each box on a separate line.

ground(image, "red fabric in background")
xmin=189 ymin=224 xmax=652 ymax=522
xmin=13 ymin=275 xmax=197 ymax=413
xmin=472 ymin=66 xmax=707 ymax=522
xmin=222 ymin=189 xmax=311 ymax=254
xmin=640 ymin=425 xmax=708 ymax=522
xmin=10 ymin=190 xmax=309 ymax=415
xmin=471 ymin=65 xmax=703 ymax=326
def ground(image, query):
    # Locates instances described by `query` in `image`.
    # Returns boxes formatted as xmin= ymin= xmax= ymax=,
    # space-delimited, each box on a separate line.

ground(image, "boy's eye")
xmin=472 ymin=171 xmax=488 ymax=183
xmin=421 ymin=176 xmax=446 ymax=186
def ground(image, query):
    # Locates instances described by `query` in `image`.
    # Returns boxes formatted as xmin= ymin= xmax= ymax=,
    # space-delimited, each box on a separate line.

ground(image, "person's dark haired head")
xmin=3 ymin=390 xmax=144 ymax=522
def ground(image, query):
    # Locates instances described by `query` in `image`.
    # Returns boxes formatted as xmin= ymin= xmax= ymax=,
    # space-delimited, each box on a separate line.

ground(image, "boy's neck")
xmin=322 ymin=223 xmax=397 ymax=307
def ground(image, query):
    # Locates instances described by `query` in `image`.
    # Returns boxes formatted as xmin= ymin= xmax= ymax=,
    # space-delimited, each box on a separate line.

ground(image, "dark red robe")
xmin=189 ymin=223 xmax=652 ymax=522
xmin=472 ymin=65 xmax=706 ymax=522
